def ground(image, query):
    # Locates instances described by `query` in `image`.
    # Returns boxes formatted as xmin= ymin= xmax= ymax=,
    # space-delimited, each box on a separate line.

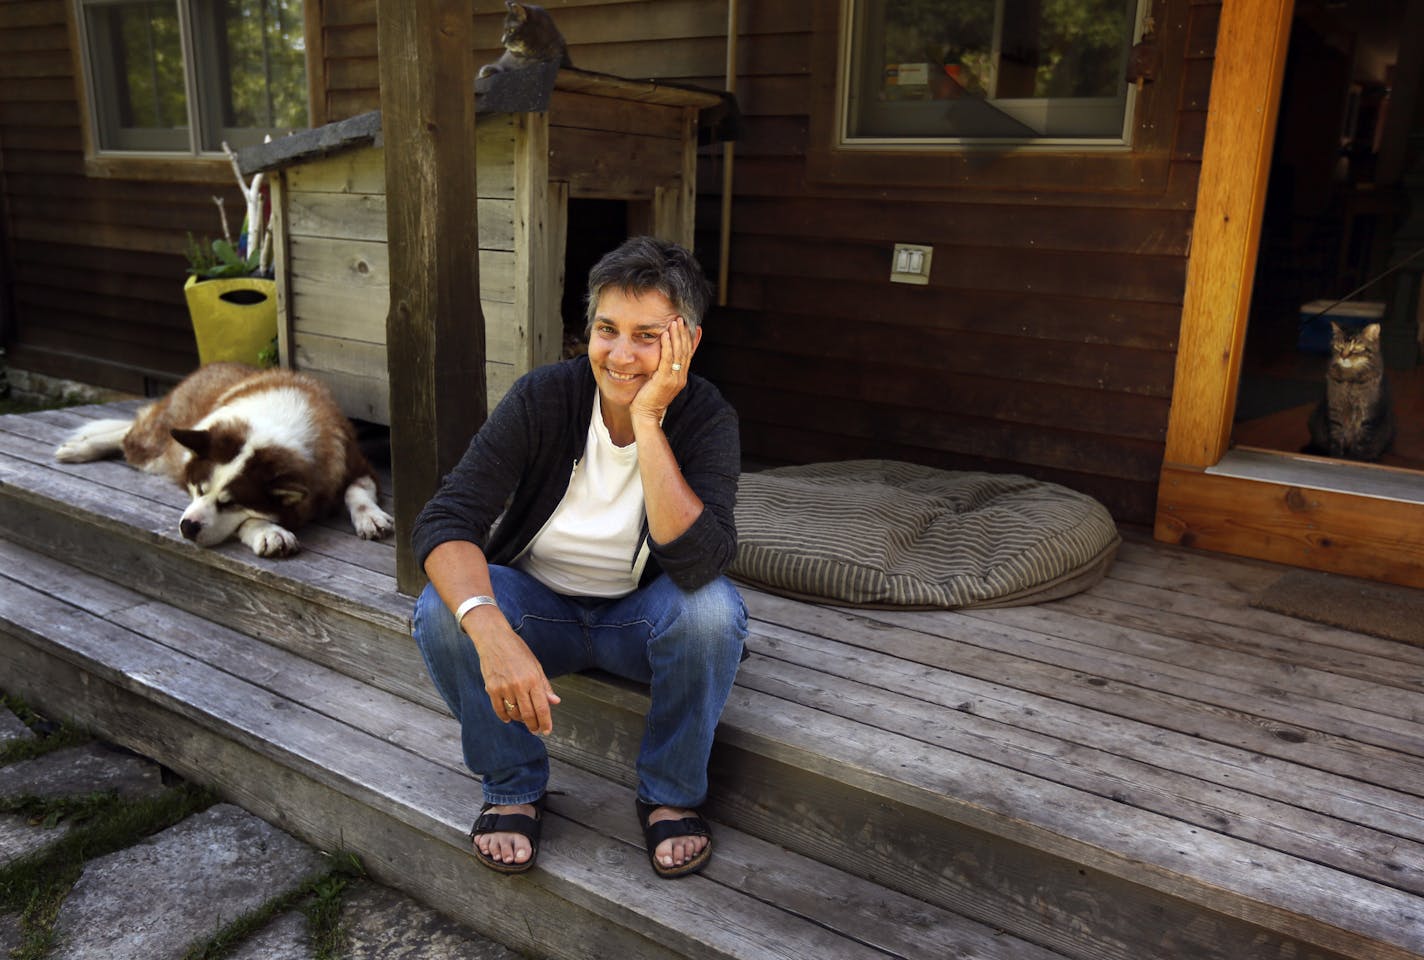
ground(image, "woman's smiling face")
xmin=587 ymin=287 xmax=684 ymax=414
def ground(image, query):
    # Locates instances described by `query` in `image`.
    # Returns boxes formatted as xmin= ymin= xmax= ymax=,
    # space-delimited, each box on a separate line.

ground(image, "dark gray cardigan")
xmin=411 ymin=357 xmax=741 ymax=591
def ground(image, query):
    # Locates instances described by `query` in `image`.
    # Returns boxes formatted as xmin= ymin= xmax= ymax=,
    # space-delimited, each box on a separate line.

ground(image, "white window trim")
xmin=834 ymin=0 xmax=1149 ymax=152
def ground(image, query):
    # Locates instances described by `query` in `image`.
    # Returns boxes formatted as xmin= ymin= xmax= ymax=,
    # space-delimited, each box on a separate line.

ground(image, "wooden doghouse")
xmin=239 ymin=68 xmax=727 ymax=423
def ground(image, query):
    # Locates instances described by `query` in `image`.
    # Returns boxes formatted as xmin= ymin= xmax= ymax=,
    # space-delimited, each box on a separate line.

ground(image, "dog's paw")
xmin=55 ymin=436 xmax=107 ymax=463
xmin=248 ymin=525 xmax=300 ymax=558
xmin=53 ymin=440 xmax=91 ymax=463
xmin=353 ymin=505 xmax=395 ymax=541
xmin=54 ymin=419 xmax=131 ymax=463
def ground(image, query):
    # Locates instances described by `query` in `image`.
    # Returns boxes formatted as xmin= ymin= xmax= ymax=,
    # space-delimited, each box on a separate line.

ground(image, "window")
xmin=842 ymin=0 xmax=1144 ymax=146
xmin=75 ymin=0 xmax=309 ymax=156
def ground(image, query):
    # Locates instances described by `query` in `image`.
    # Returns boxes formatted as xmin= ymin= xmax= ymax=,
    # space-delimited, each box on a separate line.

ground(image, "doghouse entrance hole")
xmin=561 ymin=198 xmax=633 ymax=357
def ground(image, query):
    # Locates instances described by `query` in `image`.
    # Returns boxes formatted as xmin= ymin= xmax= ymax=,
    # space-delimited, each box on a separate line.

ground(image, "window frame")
xmin=68 ymin=0 xmax=324 ymax=182
xmin=807 ymin=0 xmax=1182 ymax=194
xmin=840 ymin=0 xmax=1145 ymax=147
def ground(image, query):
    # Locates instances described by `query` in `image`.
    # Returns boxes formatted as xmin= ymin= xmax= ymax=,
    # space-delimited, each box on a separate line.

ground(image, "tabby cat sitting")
xmin=1306 ymin=320 xmax=1396 ymax=462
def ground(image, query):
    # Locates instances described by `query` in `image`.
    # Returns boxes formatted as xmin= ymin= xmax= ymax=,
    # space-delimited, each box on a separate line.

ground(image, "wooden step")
xmin=4 ymin=403 xmax=1423 ymax=960
xmin=0 ymin=540 xmax=1062 ymax=960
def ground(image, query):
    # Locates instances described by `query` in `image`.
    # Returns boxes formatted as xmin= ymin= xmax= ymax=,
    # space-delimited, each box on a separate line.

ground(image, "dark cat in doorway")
xmin=1306 ymin=320 xmax=1396 ymax=461
xmin=478 ymin=2 xmax=571 ymax=79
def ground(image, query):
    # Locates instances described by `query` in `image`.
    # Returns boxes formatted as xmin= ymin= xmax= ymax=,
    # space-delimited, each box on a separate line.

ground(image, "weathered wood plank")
xmin=292 ymin=288 xmax=518 ymax=358
xmin=549 ymin=90 xmax=685 ymax=139
xmin=743 ymin=592 xmax=1424 ymax=790
xmin=742 ymin=624 xmax=1424 ymax=885
xmin=378 ymin=0 xmax=486 ymax=593
xmin=0 ymin=574 xmax=957 ymax=960
xmin=729 ymin=196 xmax=1195 ymax=258
xmin=559 ymin=676 xmax=1417 ymax=960
xmin=1156 ymin=464 xmax=1424 ymax=590
xmin=964 ymin=602 xmax=1424 ymax=752
xmin=287 ymin=192 xmax=515 ymax=250
xmin=0 ymin=545 xmax=1060 ymax=960
xmin=549 ymin=127 xmax=683 ymax=198
xmin=1109 ymin=548 xmax=1424 ymax=664
xmin=288 ymin=235 xmax=389 ymax=297
xmin=0 ymin=620 xmax=685 ymax=960
xmin=512 ymin=112 xmax=553 ymax=372
xmin=1109 ymin=538 xmax=1286 ymax=597
xmin=288 ymin=238 xmax=517 ymax=305
xmin=1058 ymin=578 xmax=1424 ymax=688
xmin=271 ymin=176 xmax=295 ymax=371
xmin=7 ymin=401 xmax=1424 ymax=959
xmin=294 ymin=333 xmax=389 ymax=380
xmin=282 ymin=141 xmax=515 ymax=200
xmin=285 ymin=146 xmax=387 ymax=194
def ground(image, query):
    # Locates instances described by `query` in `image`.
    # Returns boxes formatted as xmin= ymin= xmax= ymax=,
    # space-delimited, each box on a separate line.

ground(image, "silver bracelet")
xmin=455 ymin=595 xmax=499 ymax=624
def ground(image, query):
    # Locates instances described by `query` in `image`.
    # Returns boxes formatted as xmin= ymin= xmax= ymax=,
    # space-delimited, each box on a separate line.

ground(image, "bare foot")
xmin=473 ymin=803 xmax=538 ymax=866
xmin=646 ymin=805 xmax=709 ymax=870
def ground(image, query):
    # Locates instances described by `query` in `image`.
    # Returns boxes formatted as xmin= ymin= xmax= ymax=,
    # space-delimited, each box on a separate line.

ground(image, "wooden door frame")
xmin=1155 ymin=0 xmax=1424 ymax=588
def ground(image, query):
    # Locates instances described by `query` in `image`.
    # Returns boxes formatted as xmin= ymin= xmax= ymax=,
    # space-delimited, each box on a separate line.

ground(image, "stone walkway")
xmin=0 ymin=705 xmax=525 ymax=960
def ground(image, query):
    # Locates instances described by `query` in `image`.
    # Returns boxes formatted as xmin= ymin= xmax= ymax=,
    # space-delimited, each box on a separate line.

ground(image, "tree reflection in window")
xmin=848 ymin=0 xmax=1138 ymax=142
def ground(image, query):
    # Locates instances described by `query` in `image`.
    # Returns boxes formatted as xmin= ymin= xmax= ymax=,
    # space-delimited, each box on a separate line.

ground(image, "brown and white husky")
xmin=55 ymin=363 xmax=394 ymax=557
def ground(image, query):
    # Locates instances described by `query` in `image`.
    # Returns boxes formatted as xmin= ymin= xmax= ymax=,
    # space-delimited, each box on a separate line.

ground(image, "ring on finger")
xmin=671 ymin=362 xmax=683 ymax=372
xmin=502 ymin=698 xmax=517 ymax=713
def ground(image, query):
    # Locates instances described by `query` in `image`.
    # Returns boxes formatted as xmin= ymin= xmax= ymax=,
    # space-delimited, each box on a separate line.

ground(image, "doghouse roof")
xmin=238 ymin=66 xmax=736 ymax=178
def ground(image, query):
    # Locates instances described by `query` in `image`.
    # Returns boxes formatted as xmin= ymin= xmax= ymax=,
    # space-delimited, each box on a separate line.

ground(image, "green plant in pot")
xmin=184 ymin=143 xmax=279 ymax=368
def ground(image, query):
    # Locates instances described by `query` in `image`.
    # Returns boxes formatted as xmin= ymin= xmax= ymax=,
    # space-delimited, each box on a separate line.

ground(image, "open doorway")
xmin=1231 ymin=0 xmax=1424 ymax=471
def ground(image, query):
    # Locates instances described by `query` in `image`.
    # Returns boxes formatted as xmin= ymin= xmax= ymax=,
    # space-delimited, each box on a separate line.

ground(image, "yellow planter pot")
xmin=184 ymin=274 xmax=278 ymax=367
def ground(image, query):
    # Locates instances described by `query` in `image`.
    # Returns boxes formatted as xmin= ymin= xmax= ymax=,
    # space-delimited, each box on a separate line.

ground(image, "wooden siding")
xmin=279 ymin=129 xmax=522 ymax=421
xmin=300 ymin=0 xmax=1216 ymax=524
xmin=1 ymin=0 xmax=1218 ymax=523
xmin=689 ymin=0 xmax=1215 ymax=526
xmin=0 ymin=0 xmax=297 ymax=394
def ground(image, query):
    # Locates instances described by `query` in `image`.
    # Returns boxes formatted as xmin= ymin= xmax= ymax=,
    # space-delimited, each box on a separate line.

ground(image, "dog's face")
xmin=171 ymin=423 xmax=309 ymax=547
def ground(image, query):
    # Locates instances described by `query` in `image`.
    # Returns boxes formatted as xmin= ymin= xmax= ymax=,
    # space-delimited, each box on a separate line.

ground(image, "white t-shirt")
xmin=517 ymin=391 xmax=650 ymax=597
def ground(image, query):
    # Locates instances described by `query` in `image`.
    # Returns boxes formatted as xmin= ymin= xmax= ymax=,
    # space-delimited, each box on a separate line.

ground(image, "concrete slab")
xmin=0 ymin=812 xmax=70 ymax=866
xmin=49 ymin=803 xmax=326 ymax=960
xmin=0 ymin=708 xmax=33 ymax=744
xmin=226 ymin=910 xmax=313 ymax=960
xmin=0 ymin=910 xmax=22 ymax=957
xmin=340 ymin=882 xmax=525 ymax=959
xmin=0 ymin=742 xmax=167 ymax=801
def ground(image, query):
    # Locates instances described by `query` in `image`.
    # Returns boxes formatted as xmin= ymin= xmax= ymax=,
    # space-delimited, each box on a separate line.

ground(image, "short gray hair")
xmin=584 ymin=236 xmax=712 ymax=333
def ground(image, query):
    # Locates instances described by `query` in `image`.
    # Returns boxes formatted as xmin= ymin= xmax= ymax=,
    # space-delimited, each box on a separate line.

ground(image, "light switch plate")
xmin=890 ymin=243 xmax=933 ymax=285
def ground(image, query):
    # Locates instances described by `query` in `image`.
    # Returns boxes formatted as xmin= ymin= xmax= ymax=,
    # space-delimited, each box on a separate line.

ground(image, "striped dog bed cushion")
xmin=730 ymin=461 xmax=1120 ymax=609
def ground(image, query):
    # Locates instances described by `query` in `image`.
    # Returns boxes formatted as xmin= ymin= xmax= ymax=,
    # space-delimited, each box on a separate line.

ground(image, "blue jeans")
xmin=413 ymin=565 xmax=747 ymax=809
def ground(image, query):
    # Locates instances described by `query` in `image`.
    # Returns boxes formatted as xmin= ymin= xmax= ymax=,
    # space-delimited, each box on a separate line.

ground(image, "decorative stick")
xmin=212 ymin=196 xmax=232 ymax=245
xmin=222 ymin=141 xmax=265 ymax=264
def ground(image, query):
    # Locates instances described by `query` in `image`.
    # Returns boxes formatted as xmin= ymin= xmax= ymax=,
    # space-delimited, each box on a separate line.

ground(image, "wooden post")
xmin=1159 ymin=0 xmax=1295 ymax=470
xmin=377 ymin=0 xmax=485 ymax=596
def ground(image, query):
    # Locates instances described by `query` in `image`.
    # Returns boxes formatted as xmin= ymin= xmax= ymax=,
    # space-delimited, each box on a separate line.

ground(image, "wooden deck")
xmin=1 ymin=401 xmax=1422 ymax=960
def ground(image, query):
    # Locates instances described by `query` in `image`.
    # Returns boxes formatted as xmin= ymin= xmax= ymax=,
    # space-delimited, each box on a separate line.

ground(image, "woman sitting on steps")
xmin=411 ymin=236 xmax=747 ymax=878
